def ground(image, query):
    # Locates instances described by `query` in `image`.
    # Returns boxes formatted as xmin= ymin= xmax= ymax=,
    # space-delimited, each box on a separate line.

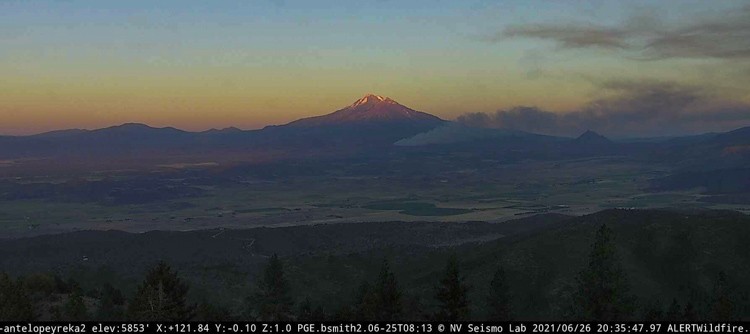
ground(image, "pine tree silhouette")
xmin=296 ymin=296 xmax=326 ymax=321
xmin=574 ymin=224 xmax=634 ymax=320
xmin=0 ymin=273 xmax=34 ymax=320
xmin=682 ymin=302 xmax=698 ymax=321
xmin=297 ymin=297 xmax=314 ymax=321
xmin=665 ymin=299 xmax=681 ymax=321
xmin=95 ymin=283 xmax=124 ymax=320
xmin=371 ymin=260 xmax=402 ymax=321
xmin=252 ymin=254 xmax=293 ymax=321
xmin=352 ymin=280 xmax=372 ymax=320
xmin=62 ymin=288 xmax=87 ymax=320
xmin=487 ymin=266 xmax=512 ymax=320
xmin=127 ymin=261 xmax=193 ymax=321
xmin=434 ymin=257 xmax=469 ymax=321
xmin=711 ymin=271 xmax=736 ymax=320
xmin=641 ymin=299 xmax=663 ymax=321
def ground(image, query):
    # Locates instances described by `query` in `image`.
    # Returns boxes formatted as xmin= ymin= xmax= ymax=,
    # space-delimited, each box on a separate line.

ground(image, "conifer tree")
xmin=252 ymin=254 xmax=293 ymax=321
xmin=711 ymin=271 xmax=735 ymax=320
xmin=434 ymin=257 xmax=469 ymax=321
xmin=297 ymin=297 xmax=314 ymax=321
xmin=487 ymin=266 xmax=512 ymax=320
xmin=574 ymin=224 xmax=634 ymax=320
xmin=641 ymin=299 xmax=663 ymax=321
xmin=665 ymin=299 xmax=681 ymax=321
xmin=127 ymin=261 xmax=193 ymax=321
xmin=371 ymin=260 xmax=402 ymax=321
xmin=682 ymin=302 xmax=698 ymax=321
xmin=62 ymin=288 xmax=88 ymax=320
xmin=0 ymin=273 xmax=34 ymax=320
xmin=95 ymin=283 xmax=125 ymax=320
xmin=296 ymin=296 xmax=326 ymax=321
xmin=353 ymin=280 xmax=375 ymax=320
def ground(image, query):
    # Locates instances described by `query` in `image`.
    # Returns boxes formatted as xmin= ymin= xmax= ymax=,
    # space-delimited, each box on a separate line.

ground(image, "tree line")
xmin=0 ymin=225 xmax=744 ymax=321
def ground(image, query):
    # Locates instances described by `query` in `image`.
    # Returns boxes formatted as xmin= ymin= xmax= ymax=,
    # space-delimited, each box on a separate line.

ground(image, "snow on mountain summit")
xmin=284 ymin=94 xmax=444 ymax=127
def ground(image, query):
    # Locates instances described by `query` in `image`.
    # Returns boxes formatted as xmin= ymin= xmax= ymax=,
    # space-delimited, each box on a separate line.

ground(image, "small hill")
xmin=574 ymin=130 xmax=613 ymax=146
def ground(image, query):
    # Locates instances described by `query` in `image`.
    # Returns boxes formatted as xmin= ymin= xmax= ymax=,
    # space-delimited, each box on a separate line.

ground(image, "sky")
xmin=1 ymin=0 xmax=749 ymax=136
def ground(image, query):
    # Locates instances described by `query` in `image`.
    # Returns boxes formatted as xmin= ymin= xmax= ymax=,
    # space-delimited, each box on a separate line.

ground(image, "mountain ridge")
xmin=282 ymin=94 xmax=445 ymax=128
xmin=574 ymin=130 xmax=613 ymax=145
xmin=0 ymin=97 xmax=748 ymax=162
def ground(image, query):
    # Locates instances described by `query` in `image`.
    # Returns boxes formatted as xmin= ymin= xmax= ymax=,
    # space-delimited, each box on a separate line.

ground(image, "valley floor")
xmin=1 ymin=156 xmax=747 ymax=239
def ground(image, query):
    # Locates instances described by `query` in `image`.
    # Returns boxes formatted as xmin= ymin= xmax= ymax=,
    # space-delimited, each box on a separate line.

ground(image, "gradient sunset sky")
xmin=2 ymin=0 xmax=749 ymax=135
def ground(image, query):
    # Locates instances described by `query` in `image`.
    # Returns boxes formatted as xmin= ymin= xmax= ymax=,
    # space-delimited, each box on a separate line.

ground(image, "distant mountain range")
xmin=0 ymin=94 xmax=748 ymax=169
xmin=0 ymin=94 xmax=445 ymax=158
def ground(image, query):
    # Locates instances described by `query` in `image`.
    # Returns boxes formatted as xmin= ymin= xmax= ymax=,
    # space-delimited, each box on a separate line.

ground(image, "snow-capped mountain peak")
xmin=351 ymin=94 xmax=393 ymax=107
xmin=283 ymin=93 xmax=445 ymax=127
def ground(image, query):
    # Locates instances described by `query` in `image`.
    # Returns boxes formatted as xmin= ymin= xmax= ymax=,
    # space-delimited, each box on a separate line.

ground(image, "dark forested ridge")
xmin=0 ymin=208 xmax=748 ymax=321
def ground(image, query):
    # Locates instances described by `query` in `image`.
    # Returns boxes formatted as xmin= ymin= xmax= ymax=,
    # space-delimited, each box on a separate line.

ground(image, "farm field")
xmin=1 ymin=155 xmax=741 ymax=239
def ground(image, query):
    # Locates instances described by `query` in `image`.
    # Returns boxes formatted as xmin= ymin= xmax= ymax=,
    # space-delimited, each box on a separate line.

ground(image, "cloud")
xmin=498 ymin=5 xmax=750 ymax=60
xmin=457 ymin=80 xmax=750 ymax=137
xmin=503 ymin=25 xmax=629 ymax=50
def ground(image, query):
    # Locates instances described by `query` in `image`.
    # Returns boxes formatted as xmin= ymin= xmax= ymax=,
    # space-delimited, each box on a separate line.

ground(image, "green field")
xmin=362 ymin=200 xmax=473 ymax=216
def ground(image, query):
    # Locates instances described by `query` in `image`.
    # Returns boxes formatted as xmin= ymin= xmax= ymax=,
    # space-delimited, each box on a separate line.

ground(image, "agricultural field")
xmin=1 ymin=154 xmax=743 ymax=239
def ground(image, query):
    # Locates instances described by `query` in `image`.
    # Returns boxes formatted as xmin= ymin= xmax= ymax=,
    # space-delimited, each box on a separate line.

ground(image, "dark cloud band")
xmin=457 ymin=80 xmax=750 ymax=137
xmin=499 ymin=6 xmax=750 ymax=60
